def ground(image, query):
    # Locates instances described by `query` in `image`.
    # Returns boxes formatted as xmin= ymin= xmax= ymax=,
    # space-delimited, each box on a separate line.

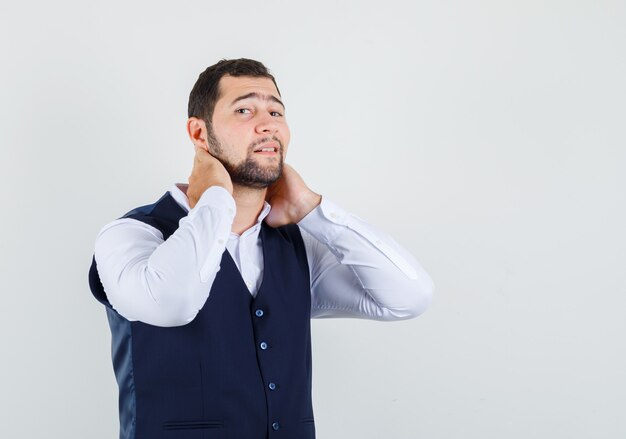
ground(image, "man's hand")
xmin=187 ymin=146 xmax=233 ymax=209
xmin=265 ymin=163 xmax=322 ymax=227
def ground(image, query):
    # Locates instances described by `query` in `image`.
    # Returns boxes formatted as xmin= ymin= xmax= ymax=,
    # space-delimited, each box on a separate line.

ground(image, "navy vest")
xmin=88 ymin=192 xmax=315 ymax=439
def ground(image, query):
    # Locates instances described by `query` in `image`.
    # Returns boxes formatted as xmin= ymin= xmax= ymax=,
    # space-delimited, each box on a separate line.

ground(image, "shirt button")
xmin=272 ymin=422 xmax=280 ymax=431
xmin=268 ymin=382 xmax=277 ymax=391
xmin=329 ymin=212 xmax=337 ymax=219
xmin=227 ymin=207 xmax=234 ymax=215
xmin=218 ymin=239 xmax=224 ymax=244
xmin=255 ymin=309 xmax=264 ymax=318
xmin=259 ymin=341 xmax=268 ymax=350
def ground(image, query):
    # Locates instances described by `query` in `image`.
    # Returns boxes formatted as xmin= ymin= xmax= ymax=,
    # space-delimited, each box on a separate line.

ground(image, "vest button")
xmin=255 ymin=309 xmax=264 ymax=317
xmin=268 ymin=382 xmax=277 ymax=391
xmin=272 ymin=421 xmax=280 ymax=431
xmin=259 ymin=341 xmax=268 ymax=350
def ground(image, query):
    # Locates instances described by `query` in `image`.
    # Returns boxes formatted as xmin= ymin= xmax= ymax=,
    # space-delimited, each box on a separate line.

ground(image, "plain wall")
xmin=1 ymin=0 xmax=624 ymax=437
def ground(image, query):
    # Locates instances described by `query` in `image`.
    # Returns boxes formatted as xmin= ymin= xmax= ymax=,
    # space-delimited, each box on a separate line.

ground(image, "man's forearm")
xmin=94 ymin=186 xmax=235 ymax=326
xmin=298 ymin=198 xmax=434 ymax=320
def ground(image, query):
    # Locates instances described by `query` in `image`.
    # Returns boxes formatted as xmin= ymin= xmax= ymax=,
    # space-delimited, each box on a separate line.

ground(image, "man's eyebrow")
xmin=230 ymin=92 xmax=285 ymax=109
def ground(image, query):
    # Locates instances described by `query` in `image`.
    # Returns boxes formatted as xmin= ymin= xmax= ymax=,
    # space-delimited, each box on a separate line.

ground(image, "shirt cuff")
xmin=298 ymin=196 xmax=419 ymax=280
xmin=192 ymin=186 xmax=237 ymax=219
xmin=297 ymin=197 xmax=347 ymax=243
xmin=185 ymin=186 xmax=236 ymax=282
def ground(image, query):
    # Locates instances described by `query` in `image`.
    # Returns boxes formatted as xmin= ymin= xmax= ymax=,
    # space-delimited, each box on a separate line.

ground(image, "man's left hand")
xmin=264 ymin=163 xmax=322 ymax=227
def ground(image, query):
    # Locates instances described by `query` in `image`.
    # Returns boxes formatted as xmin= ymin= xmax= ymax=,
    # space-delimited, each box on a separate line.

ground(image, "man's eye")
xmin=236 ymin=108 xmax=251 ymax=114
xmin=270 ymin=111 xmax=283 ymax=117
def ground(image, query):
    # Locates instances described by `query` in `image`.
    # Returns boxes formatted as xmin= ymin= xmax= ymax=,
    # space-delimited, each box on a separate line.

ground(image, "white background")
xmin=1 ymin=1 xmax=625 ymax=438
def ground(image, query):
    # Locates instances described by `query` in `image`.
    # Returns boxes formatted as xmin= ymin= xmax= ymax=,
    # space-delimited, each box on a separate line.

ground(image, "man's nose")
xmin=255 ymin=112 xmax=278 ymax=134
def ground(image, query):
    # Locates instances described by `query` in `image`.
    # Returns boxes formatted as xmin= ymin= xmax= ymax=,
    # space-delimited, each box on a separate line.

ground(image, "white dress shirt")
xmin=94 ymin=184 xmax=434 ymax=327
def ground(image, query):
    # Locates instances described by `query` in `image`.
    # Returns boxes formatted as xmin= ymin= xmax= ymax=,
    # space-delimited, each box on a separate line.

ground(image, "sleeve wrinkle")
xmin=94 ymin=190 xmax=235 ymax=326
xmin=299 ymin=198 xmax=433 ymax=321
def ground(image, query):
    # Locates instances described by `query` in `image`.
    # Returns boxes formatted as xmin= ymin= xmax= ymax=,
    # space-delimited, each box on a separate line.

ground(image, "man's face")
xmin=207 ymin=75 xmax=290 ymax=189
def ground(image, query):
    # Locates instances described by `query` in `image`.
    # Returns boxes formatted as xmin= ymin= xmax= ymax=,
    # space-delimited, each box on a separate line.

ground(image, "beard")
xmin=207 ymin=127 xmax=284 ymax=189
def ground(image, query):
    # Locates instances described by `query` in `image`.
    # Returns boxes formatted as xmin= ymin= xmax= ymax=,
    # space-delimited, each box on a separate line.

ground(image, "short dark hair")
xmin=187 ymin=58 xmax=280 ymax=127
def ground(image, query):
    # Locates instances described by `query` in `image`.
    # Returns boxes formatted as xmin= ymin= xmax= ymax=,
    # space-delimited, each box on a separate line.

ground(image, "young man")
xmin=89 ymin=58 xmax=434 ymax=439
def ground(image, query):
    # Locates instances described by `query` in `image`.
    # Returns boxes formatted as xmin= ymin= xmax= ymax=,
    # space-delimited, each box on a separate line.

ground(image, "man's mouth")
xmin=253 ymin=142 xmax=279 ymax=155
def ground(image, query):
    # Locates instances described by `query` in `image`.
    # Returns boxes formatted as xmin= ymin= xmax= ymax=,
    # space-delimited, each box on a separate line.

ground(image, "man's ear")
xmin=186 ymin=117 xmax=209 ymax=151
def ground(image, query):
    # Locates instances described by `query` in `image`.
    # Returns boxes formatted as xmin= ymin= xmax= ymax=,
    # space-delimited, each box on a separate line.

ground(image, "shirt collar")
xmin=170 ymin=183 xmax=272 ymax=226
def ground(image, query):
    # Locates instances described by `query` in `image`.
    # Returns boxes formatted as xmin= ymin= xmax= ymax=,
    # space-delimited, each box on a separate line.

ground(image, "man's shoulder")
xmin=120 ymin=192 xmax=187 ymax=238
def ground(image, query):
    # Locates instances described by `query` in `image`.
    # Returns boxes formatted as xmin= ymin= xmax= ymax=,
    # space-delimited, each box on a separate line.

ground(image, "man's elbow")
xmin=137 ymin=270 xmax=209 ymax=327
xmin=110 ymin=283 xmax=204 ymax=328
xmin=408 ymin=276 xmax=434 ymax=318
xmin=388 ymin=275 xmax=434 ymax=320
xmin=145 ymin=290 xmax=204 ymax=327
xmin=146 ymin=305 xmax=200 ymax=327
xmin=108 ymin=293 xmax=201 ymax=327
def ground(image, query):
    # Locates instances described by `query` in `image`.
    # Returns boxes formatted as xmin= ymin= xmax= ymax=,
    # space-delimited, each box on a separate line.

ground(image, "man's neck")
xmin=176 ymin=182 xmax=267 ymax=236
xmin=231 ymin=184 xmax=267 ymax=236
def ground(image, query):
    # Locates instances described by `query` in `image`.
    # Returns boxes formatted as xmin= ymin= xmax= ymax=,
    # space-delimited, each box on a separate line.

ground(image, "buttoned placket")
xmin=231 ymin=223 xmax=263 ymax=296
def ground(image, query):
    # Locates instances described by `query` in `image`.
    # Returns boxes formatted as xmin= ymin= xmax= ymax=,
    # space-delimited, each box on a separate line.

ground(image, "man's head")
xmin=187 ymin=58 xmax=290 ymax=189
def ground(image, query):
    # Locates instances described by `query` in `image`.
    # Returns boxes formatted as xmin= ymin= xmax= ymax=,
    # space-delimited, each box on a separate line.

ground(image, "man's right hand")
xmin=187 ymin=146 xmax=233 ymax=209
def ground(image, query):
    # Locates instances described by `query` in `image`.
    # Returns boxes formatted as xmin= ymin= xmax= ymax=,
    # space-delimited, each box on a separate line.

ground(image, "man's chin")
xmin=225 ymin=155 xmax=283 ymax=189
xmin=231 ymin=172 xmax=281 ymax=189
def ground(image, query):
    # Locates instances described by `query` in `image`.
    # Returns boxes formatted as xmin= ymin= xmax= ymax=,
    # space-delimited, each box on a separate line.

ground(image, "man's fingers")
xmin=195 ymin=145 xmax=205 ymax=155
xmin=194 ymin=145 xmax=213 ymax=163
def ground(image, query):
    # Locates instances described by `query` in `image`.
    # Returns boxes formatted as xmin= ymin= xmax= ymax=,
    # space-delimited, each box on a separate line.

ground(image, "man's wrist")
xmin=193 ymin=185 xmax=237 ymax=216
xmin=294 ymin=192 xmax=322 ymax=223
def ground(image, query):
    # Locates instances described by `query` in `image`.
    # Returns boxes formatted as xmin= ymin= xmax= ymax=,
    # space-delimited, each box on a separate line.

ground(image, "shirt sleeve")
xmin=297 ymin=197 xmax=434 ymax=321
xmin=94 ymin=186 xmax=236 ymax=327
